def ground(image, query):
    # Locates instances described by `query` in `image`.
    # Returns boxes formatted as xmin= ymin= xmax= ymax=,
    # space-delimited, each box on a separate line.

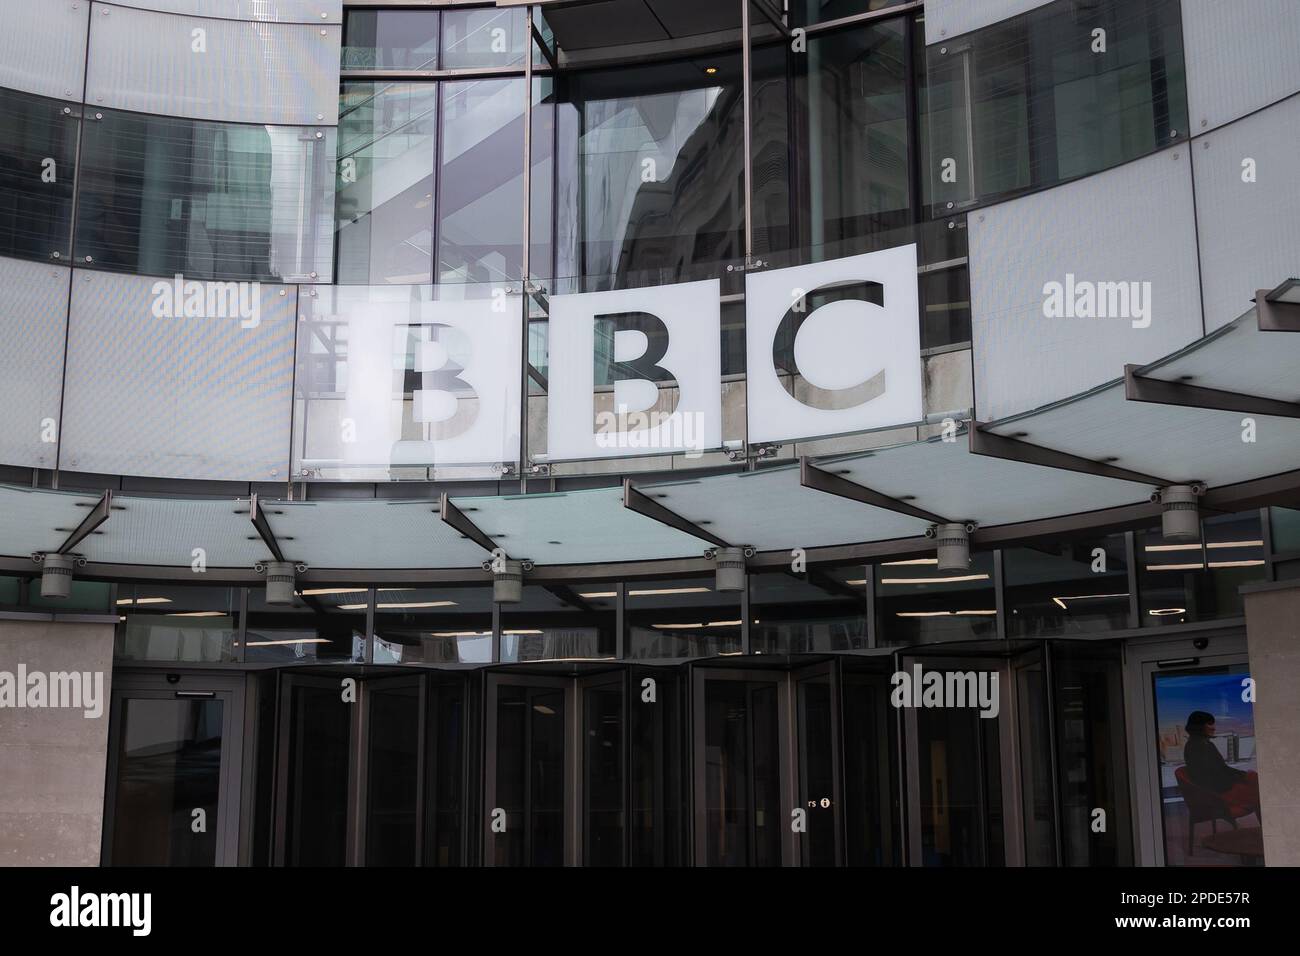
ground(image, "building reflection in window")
xmin=500 ymin=583 xmax=616 ymax=662
xmin=1138 ymin=511 xmax=1265 ymax=626
xmin=875 ymin=552 xmax=997 ymax=644
xmin=625 ymin=577 xmax=741 ymax=659
xmin=372 ymin=586 xmax=494 ymax=664
xmin=1004 ymin=534 xmax=1129 ymax=637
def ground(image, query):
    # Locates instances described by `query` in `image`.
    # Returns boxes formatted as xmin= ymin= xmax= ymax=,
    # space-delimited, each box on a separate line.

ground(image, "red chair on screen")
xmin=1174 ymin=765 xmax=1258 ymax=856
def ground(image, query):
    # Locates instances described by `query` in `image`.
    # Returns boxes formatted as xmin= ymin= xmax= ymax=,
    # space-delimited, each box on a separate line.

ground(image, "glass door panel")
xmin=582 ymin=679 xmax=623 ymax=866
xmin=365 ymin=679 xmax=420 ymax=865
xmin=795 ymin=667 xmax=838 ymax=866
xmin=841 ymin=660 xmax=899 ymax=866
xmin=276 ymin=675 xmax=353 ymax=866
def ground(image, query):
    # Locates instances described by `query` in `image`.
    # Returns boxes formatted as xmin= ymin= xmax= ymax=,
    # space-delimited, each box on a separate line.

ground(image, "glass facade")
xmin=0 ymin=88 xmax=78 ymax=263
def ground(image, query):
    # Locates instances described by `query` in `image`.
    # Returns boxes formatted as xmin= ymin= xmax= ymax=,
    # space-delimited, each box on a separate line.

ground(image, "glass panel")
xmin=842 ymin=661 xmax=898 ymax=865
xmin=1004 ymin=534 xmax=1130 ymax=637
xmin=438 ymin=78 xmax=525 ymax=283
xmin=1152 ymin=666 xmax=1262 ymax=866
xmin=425 ymin=680 xmax=466 ymax=866
xmin=552 ymin=54 xmax=746 ymax=291
xmin=74 ymin=110 xmax=335 ymax=282
xmin=625 ymin=576 xmax=742 ymax=659
xmin=1017 ymin=658 xmax=1056 ymax=865
xmin=441 ymin=7 xmax=528 ymax=70
xmin=921 ymin=0 xmax=1188 ymax=211
xmin=0 ymin=576 xmax=22 ymax=608
xmin=875 ymin=553 xmax=997 ymax=644
xmin=703 ymin=679 xmax=781 ymax=866
xmin=1270 ymin=506 xmax=1300 ymax=553
xmin=501 ymin=583 xmax=616 ymax=662
xmin=282 ymin=681 xmax=351 ymax=866
xmin=583 ymin=682 xmax=623 ymax=865
xmin=0 ymin=88 xmax=77 ymax=263
xmin=792 ymin=0 xmax=910 ymax=27
xmin=915 ymin=693 xmax=1001 ymax=865
xmin=343 ymin=9 xmax=439 ymax=71
xmin=114 ymin=584 xmax=239 ymax=663
xmin=628 ymin=665 xmax=686 ymax=865
xmin=244 ymin=588 xmax=366 ymax=663
xmin=493 ymin=684 xmax=566 ymax=866
xmin=798 ymin=19 xmax=911 ymax=256
xmin=336 ymin=81 xmax=437 ymax=285
xmin=797 ymin=674 xmax=836 ymax=866
xmin=110 ymin=697 xmax=223 ymax=866
xmin=373 ymin=586 xmax=494 ymax=664
xmin=365 ymin=681 xmax=419 ymax=865
xmin=493 ymin=683 xmax=527 ymax=866
xmin=24 ymin=578 xmax=112 ymax=613
xmin=1053 ymin=640 xmax=1132 ymax=865
xmin=749 ymin=568 xmax=867 ymax=653
xmin=1137 ymin=512 xmax=1265 ymax=626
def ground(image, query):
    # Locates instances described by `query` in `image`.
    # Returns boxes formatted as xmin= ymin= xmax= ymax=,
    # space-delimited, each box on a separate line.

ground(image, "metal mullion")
xmin=865 ymin=564 xmax=877 ymax=648
xmin=741 ymin=573 xmax=752 ymax=655
xmin=518 ymin=4 xmax=535 ymax=492
xmin=615 ymin=581 xmax=626 ymax=660
xmin=237 ymin=586 xmax=248 ymax=663
xmin=903 ymin=12 xmax=923 ymax=225
xmin=365 ymin=586 xmax=376 ymax=664
xmin=1261 ymin=506 xmax=1276 ymax=581
xmin=1125 ymin=531 xmax=1141 ymax=628
xmin=830 ymin=658 xmax=845 ymax=866
xmin=741 ymin=0 xmax=754 ymax=261
xmin=993 ymin=549 xmax=1007 ymax=640
xmin=415 ymin=674 xmax=428 ymax=866
xmin=1043 ymin=643 xmax=1063 ymax=867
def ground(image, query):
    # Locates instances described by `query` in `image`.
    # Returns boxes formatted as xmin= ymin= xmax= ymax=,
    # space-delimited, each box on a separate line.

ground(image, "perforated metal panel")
xmin=266 ymin=499 xmax=487 ymax=569
xmin=0 ymin=0 xmax=90 ymax=101
xmin=1194 ymin=95 xmax=1300 ymax=330
xmin=102 ymin=1 xmax=341 ymax=24
xmin=0 ymin=258 xmax=69 ymax=470
xmin=59 ymin=270 xmax=296 ymax=481
xmin=1181 ymin=0 xmax=1300 ymax=132
xmin=85 ymin=3 xmax=341 ymax=125
xmin=969 ymin=149 xmax=1203 ymax=421
xmin=1137 ymin=311 xmax=1300 ymax=404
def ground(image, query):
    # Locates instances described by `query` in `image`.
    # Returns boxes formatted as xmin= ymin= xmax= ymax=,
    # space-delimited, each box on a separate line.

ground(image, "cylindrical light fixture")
xmin=263 ymin=560 xmax=298 ymax=606
xmin=927 ymin=523 xmax=974 ymax=572
xmin=709 ymin=546 xmax=753 ymax=592
xmin=492 ymin=559 xmax=524 ymax=604
xmin=1156 ymin=485 xmax=1202 ymax=541
xmin=38 ymin=552 xmax=78 ymax=599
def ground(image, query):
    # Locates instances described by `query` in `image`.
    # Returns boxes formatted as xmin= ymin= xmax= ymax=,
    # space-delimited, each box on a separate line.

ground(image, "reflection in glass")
xmin=75 ymin=110 xmax=335 ymax=281
xmin=343 ymin=9 xmax=439 ymax=70
xmin=1138 ymin=512 xmax=1264 ymax=626
xmin=494 ymin=684 xmax=566 ymax=866
xmin=0 ymin=88 xmax=77 ymax=262
xmin=625 ymin=577 xmax=742 ymax=659
xmin=366 ymin=681 xmax=419 ymax=865
xmin=336 ymin=82 xmax=437 ymax=285
xmin=110 ymin=698 xmax=223 ymax=865
xmin=797 ymin=674 xmax=836 ymax=866
xmin=750 ymin=569 xmax=867 ymax=654
xmin=373 ymin=586 xmax=494 ymax=664
xmin=1017 ymin=657 xmax=1056 ymax=864
xmin=798 ymin=20 xmax=911 ymax=256
xmin=1004 ymin=534 xmax=1129 ymax=637
xmin=842 ymin=662 xmax=898 ymax=865
xmin=583 ymin=682 xmax=623 ymax=865
xmin=875 ymin=553 xmax=997 ymax=644
xmin=793 ymin=0 xmax=910 ymax=27
xmin=441 ymin=7 xmax=527 ymax=70
xmin=629 ymin=666 xmax=686 ymax=865
xmin=115 ymin=584 xmax=238 ymax=663
xmin=244 ymin=588 xmax=366 ymax=663
xmin=282 ymin=680 xmax=350 ymax=865
xmin=426 ymin=680 xmax=467 ymax=866
xmin=703 ymin=679 xmax=781 ymax=866
xmin=438 ymin=79 xmax=525 ymax=283
xmin=500 ymin=584 xmax=616 ymax=662
xmin=921 ymin=0 xmax=1187 ymax=211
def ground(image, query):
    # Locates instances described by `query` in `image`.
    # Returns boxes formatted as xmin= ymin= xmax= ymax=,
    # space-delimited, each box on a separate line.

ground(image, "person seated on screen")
xmin=1184 ymin=710 xmax=1261 ymax=818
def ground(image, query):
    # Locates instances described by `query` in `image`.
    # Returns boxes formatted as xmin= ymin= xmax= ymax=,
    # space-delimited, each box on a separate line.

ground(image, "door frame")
xmin=690 ymin=666 xmax=795 ymax=866
xmin=101 ymin=670 xmax=246 ymax=866
xmin=482 ymin=672 xmax=578 ymax=866
xmin=898 ymin=650 xmax=1023 ymax=866
xmin=1123 ymin=630 xmax=1250 ymax=866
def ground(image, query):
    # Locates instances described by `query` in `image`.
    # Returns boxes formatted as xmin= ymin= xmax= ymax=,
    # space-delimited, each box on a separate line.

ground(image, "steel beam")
xmin=57 ymin=490 xmax=113 ymax=554
xmin=968 ymin=422 xmax=1171 ymax=487
xmin=1257 ymin=285 xmax=1300 ymax=332
xmin=439 ymin=494 xmax=501 ymax=556
xmin=1124 ymin=364 xmax=1300 ymax=419
xmin=248 ymin=494 xmax=286 ymax=563
xmin=800 ymin=457 xmax=949 ymax=524
xmin=622 ymin=479 xmax=730 ymax=549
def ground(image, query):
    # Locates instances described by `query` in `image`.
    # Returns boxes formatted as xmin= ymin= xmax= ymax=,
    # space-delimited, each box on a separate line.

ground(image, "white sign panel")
xmin=296 ymin=289 xmax=521 ymax=474
xmin=546 ymin=279 xmax=723 ymax=460
xmin=744 ymin=244 xmax=922 ymax=444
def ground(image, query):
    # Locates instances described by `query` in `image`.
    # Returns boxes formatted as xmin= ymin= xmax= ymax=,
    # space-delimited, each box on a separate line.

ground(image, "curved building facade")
xmin=0 ymin=0 xmax=1298 ymax=868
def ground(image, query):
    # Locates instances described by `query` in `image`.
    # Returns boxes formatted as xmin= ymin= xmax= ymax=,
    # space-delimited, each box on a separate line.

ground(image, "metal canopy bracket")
xmin=439 ymin=493 xmax=502 ymax=557
xmin=968 ymin=421 xmax=1171 ymax=487
xmin=799 ymin=457 xmax=949 ymax=524
xmin=622 ymin=479 xmax=730 ymax=549
xmin=1256 ymin=287 xmax=1300 ymax=332
xmin=57 ymin=489 xmax=114 ymax=555
xmin=1124 ymin=363 xmax=1300 ymax=419
xmin=248 ymin=494 xmax=286 ymax=563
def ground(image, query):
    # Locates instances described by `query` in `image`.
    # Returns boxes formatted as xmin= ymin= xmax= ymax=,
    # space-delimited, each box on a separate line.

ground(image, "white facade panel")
xmin=86 ymin=3 xmax=341 ymax=126
xmin=1194 ymin=95 xmax=1300 ymax=330
xmin=103 ymin=1 xmax=341 ymax=24
xmin=969 ymin=149 xmax=1203 ymax=421
xmin=1181 ymin=0 xmax=1300 ymax=132
xmin=0 ymin=257 xmax=69 ymax=470
xmin=60 ymin=270 xmax=296 ymax=480
xmin=0 ymin=0 xmax=90 ymax=101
